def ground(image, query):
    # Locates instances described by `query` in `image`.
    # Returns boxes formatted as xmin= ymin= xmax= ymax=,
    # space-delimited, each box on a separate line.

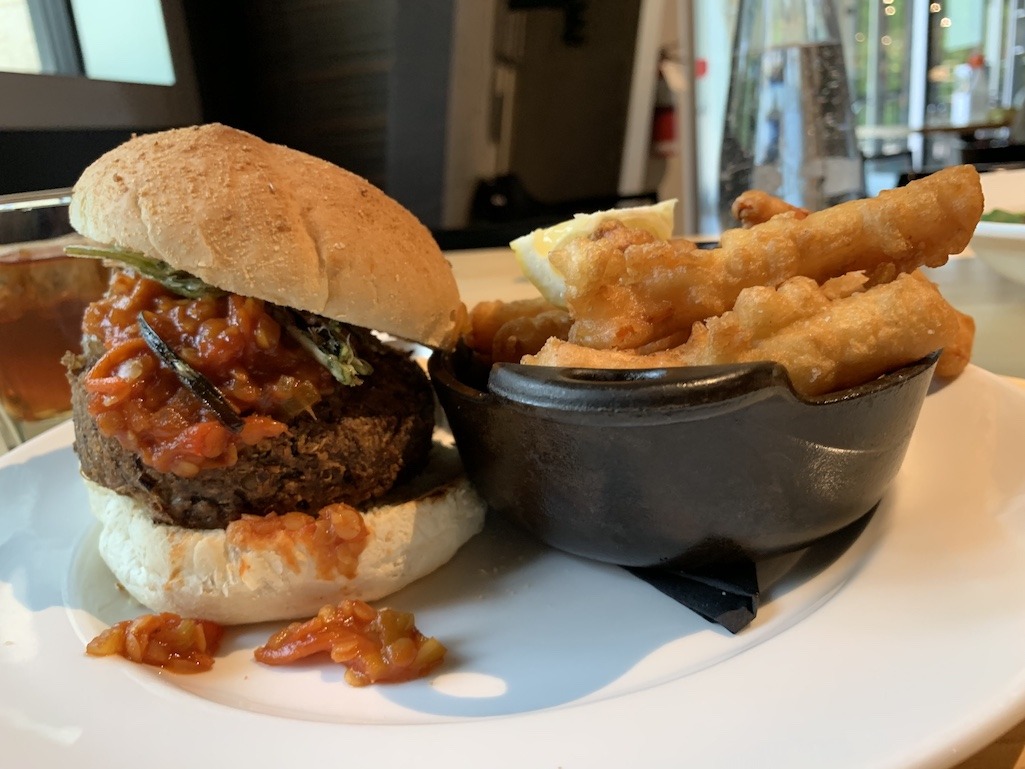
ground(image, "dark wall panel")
xmin=0 ymin=129 xmax=135 ymax=195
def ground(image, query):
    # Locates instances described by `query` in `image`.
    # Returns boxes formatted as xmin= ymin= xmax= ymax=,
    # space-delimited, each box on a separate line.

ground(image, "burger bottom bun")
xmin=83 ymin=445 xmax=486 ymax=625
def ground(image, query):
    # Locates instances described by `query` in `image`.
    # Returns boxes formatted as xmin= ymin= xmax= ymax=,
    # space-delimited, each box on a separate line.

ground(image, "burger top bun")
xmin=69 ymin=123 xmax=463 ymax=349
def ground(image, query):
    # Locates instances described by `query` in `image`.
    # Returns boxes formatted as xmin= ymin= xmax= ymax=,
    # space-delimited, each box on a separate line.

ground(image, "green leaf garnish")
xmin=69 ymin=244 xmax=372 ymax=389
xmin=273 ymin=307 xmax=373 ymax=387
xmin=65 ymin=244 xmax=222 ymax=299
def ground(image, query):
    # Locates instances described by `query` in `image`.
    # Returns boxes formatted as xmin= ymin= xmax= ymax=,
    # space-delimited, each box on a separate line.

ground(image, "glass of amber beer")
xmin=0 ymin=190 xmax=108 ymax=448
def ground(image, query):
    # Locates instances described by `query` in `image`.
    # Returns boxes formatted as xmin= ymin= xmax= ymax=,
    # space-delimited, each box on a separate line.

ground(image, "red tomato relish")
xmin=81 ymin=270 xmax=336 ymax=477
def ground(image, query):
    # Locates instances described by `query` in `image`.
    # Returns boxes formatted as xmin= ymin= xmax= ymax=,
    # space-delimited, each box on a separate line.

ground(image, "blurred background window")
xmin=926 ymin=0 xmax=1011 ymax=123
xmin=847 ymin=0 xmax=915 ymax=151
xmin=842 ymin=0 xmax=1025 ymax=172
xmin=0 ymin=0 xmax=43 ymax=75
xmin=4 ymin=0 xmax=1025 ymax=242
xmin=0 ymin=0 xmax=174 ymax=84
xmin=70 ymin=0 xmax=176 ymax=86
xmin=0 ymin=0 xmax=199 ymax=195
xmin=693 ymin=0 xmax=1025 ymax=232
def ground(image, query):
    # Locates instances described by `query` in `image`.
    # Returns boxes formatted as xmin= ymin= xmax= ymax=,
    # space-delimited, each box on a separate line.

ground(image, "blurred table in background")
xmin=858 ymin=118 xmax=1021 ymax=186
xmin=858 ymin=118 xmax=1013 ymax=144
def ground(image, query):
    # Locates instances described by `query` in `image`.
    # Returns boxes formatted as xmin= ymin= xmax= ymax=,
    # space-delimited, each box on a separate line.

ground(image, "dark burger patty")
xmin=68 ymin=340 xmax=435 ymax=529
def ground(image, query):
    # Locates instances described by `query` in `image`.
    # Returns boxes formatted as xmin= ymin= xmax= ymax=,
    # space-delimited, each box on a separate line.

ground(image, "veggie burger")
xmin=64 ymin=124 xmax=485 ymax=625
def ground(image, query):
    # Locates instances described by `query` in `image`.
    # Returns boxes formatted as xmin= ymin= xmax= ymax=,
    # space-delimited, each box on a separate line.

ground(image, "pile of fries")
xmin=465 ymin=166 xmax=981 ymax=397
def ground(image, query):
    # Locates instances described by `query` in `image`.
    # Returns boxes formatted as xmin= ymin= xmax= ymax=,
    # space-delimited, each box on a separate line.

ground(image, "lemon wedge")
xmin=509 ymin=199 xmax=677 ymax=308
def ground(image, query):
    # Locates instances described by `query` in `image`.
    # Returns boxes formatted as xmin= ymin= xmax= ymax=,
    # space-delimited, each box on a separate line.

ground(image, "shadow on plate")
xmin=3 ymin=438 xmax=879 ymax=721
xmin=377 ymin=509 xmax=878 ymax=718
xmin=0 ymin=445 xmax=90 ymax=612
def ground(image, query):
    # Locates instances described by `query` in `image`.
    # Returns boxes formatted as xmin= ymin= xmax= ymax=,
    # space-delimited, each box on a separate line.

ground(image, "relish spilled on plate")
xmin=86 ymin=600 xmax=445 ymax=686
xmin=254 ymin=600 xmax=447 ymax=687
xmin=86 ymin=613 xmax=225 ymax=674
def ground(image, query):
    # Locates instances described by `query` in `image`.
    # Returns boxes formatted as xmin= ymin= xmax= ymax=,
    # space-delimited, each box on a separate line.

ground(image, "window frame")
xmin=0 ymin=0 xmax=200 ymax=130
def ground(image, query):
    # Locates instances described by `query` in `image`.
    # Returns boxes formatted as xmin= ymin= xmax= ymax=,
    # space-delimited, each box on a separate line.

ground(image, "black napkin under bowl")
xmin=429 ymin=347 xmax=937 ymax=579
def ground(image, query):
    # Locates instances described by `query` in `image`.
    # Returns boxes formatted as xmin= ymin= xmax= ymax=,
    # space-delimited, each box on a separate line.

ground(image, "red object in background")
xmin=651 ymin=52 xmax=704 ymax=157
xmin=652 ymin=68 xmax=676 ymax=157
xmin=652 ymin=104 xmax=676 ymax=156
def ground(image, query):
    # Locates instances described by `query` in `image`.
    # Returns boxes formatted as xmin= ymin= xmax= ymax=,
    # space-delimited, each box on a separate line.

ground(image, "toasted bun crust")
xmin=69 ymin=124 xmax=463 ymax=348
xmin=82 ymin=448 xmax=486 ymax=625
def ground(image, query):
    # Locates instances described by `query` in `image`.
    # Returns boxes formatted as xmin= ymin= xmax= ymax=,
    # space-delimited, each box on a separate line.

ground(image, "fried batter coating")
xmin=465 ymin=296 xmax=571 ymax=363
xmin=490 ymin=309 xmax=573 ymax=364
xmin=936 ymin=308 xmax=975 ymax=378
xmin=553 ymin=165 xmax=983 ymax=351
xmin=466 ymin=297 xmax=551 ymax=353
xmin=731 ymin=190 xmax=809 ymax=228
xmin=525 ymin=272 xmax=962 ymax=397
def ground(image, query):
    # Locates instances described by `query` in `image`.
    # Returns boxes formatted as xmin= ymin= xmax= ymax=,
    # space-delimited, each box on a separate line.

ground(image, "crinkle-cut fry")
xmin=731 ymin=190 xmax=809 ymax=228
xmin=553 ymin=165 xmax=982 ymax=351
xmin=525 ymin=272 xmax=960 ymax=397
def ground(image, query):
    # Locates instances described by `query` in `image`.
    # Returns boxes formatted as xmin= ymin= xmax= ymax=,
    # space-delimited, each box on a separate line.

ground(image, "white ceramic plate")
xmin=3 ymin=365 xmax=1025 ymax=768
xmin=972 ymin=168 xmax=1025 ymax=285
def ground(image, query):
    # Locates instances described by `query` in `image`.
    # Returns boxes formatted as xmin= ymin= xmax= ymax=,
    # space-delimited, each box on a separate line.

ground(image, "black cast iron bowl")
xmin=429 ymin=347 xmax=940 ymax=570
